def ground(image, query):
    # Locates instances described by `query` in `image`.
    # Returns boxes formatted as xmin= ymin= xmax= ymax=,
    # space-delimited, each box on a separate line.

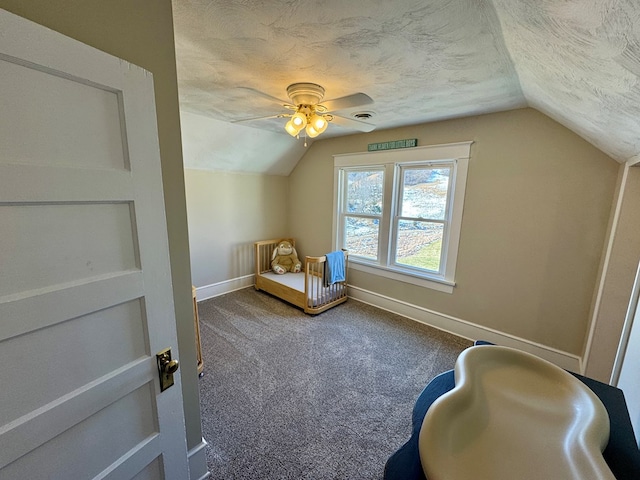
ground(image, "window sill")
xmin=348 ymin=259 xmax=455 ymax=294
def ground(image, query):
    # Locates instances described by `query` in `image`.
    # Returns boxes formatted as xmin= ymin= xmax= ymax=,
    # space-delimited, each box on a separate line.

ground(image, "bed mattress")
xmin=261 ymin=271 xmax=339 ymax=306
xmin=261 ymin=271 xmax=306 ymax=292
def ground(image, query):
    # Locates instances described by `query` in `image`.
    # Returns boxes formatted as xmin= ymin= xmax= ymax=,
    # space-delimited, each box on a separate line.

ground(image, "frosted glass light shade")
xmin=285 ymin=120 xmax=301 ymax=136
xmin=306 ymin=124 xmax=320 ymax=138
xmin=309 ymin=114 xmax=328 ymax=133
xmin=291 ymin=111 xmax=307 ymax=128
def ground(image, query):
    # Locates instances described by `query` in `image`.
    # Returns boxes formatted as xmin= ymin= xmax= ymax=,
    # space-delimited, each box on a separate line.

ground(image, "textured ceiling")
xmin=173 ymin=0 xmax=640 ymax=173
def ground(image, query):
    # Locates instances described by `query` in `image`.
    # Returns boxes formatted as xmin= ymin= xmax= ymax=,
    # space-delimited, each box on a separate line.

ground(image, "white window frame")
xmin=333 ymin=141 xmax=472 ymax=294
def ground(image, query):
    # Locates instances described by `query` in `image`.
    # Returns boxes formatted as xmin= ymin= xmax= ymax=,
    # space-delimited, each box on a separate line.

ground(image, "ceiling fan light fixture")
xmin=309 ymin=113 xmax=328 ymax=134
xmin=291 ymin=110 xmax=307 ymax=128
xmin=285 ymin=120 xmax=301 ymax=137
xmin=306 ymin=124 xmax=321 ymax=138
xmin=276 ymin=83 xmax=373 ymax=142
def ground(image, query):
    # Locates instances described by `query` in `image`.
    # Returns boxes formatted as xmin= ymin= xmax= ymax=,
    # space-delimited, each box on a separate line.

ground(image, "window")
xmin=333 ymin=142 xmax=471 ymax=293
xmin=342 ymin=168 xmax=384 ymax=261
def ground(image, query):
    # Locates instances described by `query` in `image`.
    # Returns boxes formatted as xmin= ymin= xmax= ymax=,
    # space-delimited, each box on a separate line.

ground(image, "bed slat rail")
xmin=255 ymin=238 xmax=295 ymax=275
xmin=305 ymin=249 xmax=348 ymax=314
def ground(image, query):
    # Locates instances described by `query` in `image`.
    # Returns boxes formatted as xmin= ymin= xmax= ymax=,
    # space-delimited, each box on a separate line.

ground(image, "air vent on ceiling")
xmin=352 ymin=111 xmax=375 ymax=120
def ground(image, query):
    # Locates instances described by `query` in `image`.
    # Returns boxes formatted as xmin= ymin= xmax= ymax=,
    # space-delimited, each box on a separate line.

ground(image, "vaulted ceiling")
xmin=173 ymin=0 xmax=640 ymax=174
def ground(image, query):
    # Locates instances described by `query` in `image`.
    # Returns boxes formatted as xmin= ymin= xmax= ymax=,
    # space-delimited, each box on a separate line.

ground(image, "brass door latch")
xmin=156 ymin=347 xmax=179 ymax=392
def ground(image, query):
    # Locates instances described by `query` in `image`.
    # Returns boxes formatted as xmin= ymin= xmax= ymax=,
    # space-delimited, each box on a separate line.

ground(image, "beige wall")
xmin=289 ymin=108 xmax=618 ymax=356
xmin=586 ymin=165 xmax=640 ymax=381
xmin=0 ymin=1 xmax=202 ymax=449
xmin=185 ymin=169 xmax=289 ymax=288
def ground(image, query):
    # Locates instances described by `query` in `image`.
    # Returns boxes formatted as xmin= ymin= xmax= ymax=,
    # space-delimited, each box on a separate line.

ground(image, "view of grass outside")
xmin=395 ymin=223 xmax=443 ymax=272
xmin=397 ymin=237 xmax=443 ymax=271
xmin=344 ymin=166 xmax=450 ymax=273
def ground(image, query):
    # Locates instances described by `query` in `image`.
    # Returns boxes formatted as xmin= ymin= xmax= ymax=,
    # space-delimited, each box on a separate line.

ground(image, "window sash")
xmin=392 ymin=219 xmax=446 ymax=274
xmin=390 ymin=163 xmax=454 ymax=276
xmin=342 ymin=167 xmax=384 ymax=216
xmin=341 ymin=214 xmax=381 ymax=261
xmin=340 ymin=167 xmax=385 ymax=261
xmin=396 ymin=164 xmax=453 ymax=222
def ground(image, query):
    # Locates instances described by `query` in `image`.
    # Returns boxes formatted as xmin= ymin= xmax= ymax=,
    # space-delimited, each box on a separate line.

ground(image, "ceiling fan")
xmin=233 ymin=82 xmax=376 ymax=141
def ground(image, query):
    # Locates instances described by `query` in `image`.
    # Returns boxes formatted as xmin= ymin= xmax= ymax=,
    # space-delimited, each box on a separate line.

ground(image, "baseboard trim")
xmin=348 ymin=285 xmax=583 ymax=372
xmin=195 ymin=275 xmax=255 ymax=302
xmin=188 ymin=437 xmax=209 ymax=480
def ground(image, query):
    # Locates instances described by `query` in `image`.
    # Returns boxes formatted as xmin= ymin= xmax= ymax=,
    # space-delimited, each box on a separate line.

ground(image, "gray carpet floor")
xmin=197 ymin=288 xmax=471 ymax=479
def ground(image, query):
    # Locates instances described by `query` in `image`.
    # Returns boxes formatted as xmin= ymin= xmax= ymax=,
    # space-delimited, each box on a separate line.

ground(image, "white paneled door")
xmin=0 ymin=10 xmax=189 ymax=480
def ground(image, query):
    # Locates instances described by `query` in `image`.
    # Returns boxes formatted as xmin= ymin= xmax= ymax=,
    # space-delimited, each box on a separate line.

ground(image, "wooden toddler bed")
xmin=254 ymin=239 xmax=348 ymax=314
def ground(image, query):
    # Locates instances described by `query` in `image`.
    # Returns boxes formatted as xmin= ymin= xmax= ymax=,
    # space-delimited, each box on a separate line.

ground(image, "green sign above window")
xmin=368 ymin=138 xmax=417 ymax=151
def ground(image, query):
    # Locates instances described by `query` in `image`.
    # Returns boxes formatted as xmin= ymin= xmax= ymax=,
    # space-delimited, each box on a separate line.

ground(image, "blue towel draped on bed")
xmin=324 ymin=250 xmax=345 ymax=286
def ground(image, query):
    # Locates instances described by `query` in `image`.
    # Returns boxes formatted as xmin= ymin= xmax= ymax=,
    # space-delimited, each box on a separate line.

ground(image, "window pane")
xmin=346 ymin=170 xmax=383 ymax=215
xmin=401 ymin=167 xmax=450 ymax=220
xmin=344 ymin=216 xmax=379 ymax=260
xmin=395 ymin=220 xmax=443 ymax=272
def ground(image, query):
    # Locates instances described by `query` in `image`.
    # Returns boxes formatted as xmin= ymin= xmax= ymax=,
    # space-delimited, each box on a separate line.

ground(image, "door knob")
xmin=160 ymin=356 xmax=179 ymax=375
xmin=156 ymin=348 xmax=179 ymax=392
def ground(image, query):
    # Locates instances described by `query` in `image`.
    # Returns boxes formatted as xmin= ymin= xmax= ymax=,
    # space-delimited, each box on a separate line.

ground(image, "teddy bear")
xmin=271 ymin=239 xmax=302 ymax=274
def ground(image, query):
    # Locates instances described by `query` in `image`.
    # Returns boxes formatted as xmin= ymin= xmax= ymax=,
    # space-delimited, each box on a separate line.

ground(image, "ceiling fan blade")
xmin=321 ymin=93 xmax=374 ymax=112
xmin=236 ymin=87 xmax=293 ymax=108
xmin=330 ymin=114 xmax=375 ymax=132
xmin=231 ymin=113 xmax=289 ymax=124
